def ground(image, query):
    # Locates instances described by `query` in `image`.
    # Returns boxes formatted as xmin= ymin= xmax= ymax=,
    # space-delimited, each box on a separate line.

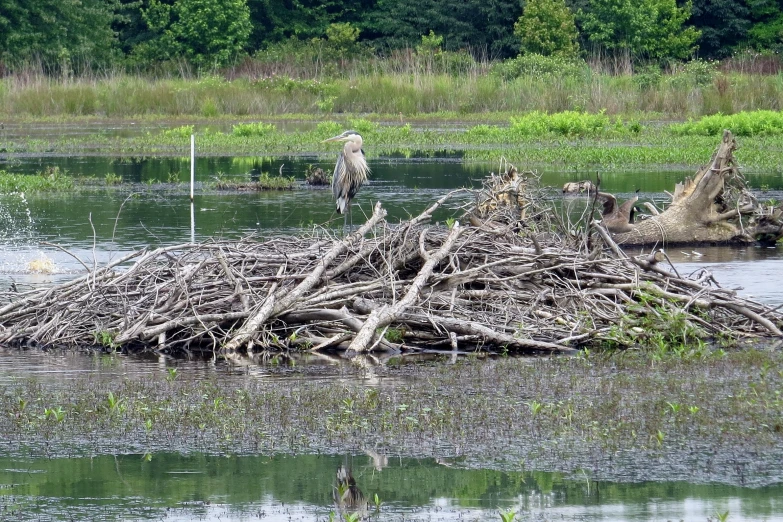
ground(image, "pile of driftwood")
xmin=0 ymin=135 xmax=781 ymax=355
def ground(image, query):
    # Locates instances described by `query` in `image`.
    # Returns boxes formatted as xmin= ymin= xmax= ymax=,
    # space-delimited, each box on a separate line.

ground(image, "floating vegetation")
xmin=209 ymin=171 xmax=296 ymax=191
xmin=231 ymin=122 xmax=276 ymax=137
xmin=5 ymin=114 xmax=783 ymax=171
xmin=0 ymin=167 xmax=73 ymax=192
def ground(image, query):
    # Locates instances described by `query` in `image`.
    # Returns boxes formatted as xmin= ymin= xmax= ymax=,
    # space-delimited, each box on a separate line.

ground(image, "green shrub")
xmin=671 ymin=110 xmax=783 ymax=136
xmin=0 ymin=167 xmax=74 ymax=192
xmin=434 ymin=50 xmax=478 ymax=75
xmin=160 ymin=125 xmax=195 ymax=139
xmin=634 ymin=64 xmax=663 ymax=89
xmin=315 ymin=121 xmax=343 ymax=139
xmin=510 ymin=110 xmax=610 ymax=136
xmin=678 ymin=58 xmax=719 ymax=87
xmin=253 ymin=37 xmax=322 ymax=68
xmin=347 ymin=118 xmax=379 ymax=136
xmin=491 ymin=54 xmax=586 ymax=81
xmin=465 ymin=124 xmax=505 ymax=143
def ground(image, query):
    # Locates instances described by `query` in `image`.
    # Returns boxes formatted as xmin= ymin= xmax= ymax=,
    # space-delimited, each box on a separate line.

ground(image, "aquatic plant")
xmin=0 ymin=167 xmax=74 ymax=192
xmin=232 ymin=122 xmax=276 ymax=137
xmin=104 ymin=172 xmax=122 ymax=185
xmin=5 ymin=114 xmax=783 ymax=171
xmin=159 ymin=125 xmax=195 ymax=139
xmin=509 ymin=110 xmax=613 ymax=137
xmin=94 ymin=330 xmax=117 ymax=349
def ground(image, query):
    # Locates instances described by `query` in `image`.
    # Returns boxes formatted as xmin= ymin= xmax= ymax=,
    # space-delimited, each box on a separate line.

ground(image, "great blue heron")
xmin=322 ymin=130 xmax=370 ymax=228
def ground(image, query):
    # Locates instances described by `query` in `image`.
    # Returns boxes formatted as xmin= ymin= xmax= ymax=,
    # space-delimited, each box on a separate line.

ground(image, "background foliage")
xmin=2 ymin=0 xmax=783 ymax=73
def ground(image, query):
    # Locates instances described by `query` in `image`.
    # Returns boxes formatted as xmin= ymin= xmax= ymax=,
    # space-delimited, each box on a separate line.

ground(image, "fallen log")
xmin=564 ymin=130 xmax=783 ymax=246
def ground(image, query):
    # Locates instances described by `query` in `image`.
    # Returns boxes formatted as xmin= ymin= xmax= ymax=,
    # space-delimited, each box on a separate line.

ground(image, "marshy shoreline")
xmin=1 ymin=346 xmax=781 ymax=488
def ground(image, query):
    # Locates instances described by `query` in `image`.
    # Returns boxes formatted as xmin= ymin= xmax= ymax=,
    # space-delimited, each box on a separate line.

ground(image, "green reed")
xmin=3 ymin=66 xmax=783 ymax=119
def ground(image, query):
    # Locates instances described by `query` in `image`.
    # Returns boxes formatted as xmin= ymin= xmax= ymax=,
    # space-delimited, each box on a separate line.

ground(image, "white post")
xmin=190 ymin=200 xmax=195 ymax=245
xmin=190 ymin=134 xmax=195 ymax=243
xmin=190 ymin=134 xmax=195 ymax=202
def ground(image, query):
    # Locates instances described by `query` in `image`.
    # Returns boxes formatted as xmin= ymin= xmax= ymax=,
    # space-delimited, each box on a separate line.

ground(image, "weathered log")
xmin=569 ymin=130 xmax=783 ymax=246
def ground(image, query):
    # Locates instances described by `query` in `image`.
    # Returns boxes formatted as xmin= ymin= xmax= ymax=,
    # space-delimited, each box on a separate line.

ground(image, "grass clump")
xmin=232 ymin=122 xmax=276 ymax=137
xmin=209 ymin=171 xmax=295 ymax=191
xmin=604 ymin=288 xmax=707 ymax=354
xmin=0 ymin=167 xmax=74 ymax=192
xmin=510 ymin=110 xmax=613 ymax=137
xmin=671 ymin=110 xmax=783 ymax=136
xmin=257 ymin=172 xmax=296 ymax=190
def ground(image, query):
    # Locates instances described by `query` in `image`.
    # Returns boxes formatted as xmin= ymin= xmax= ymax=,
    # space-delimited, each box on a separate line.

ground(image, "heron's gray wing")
xmin=332 ymin=152 xmax=345 ymax=200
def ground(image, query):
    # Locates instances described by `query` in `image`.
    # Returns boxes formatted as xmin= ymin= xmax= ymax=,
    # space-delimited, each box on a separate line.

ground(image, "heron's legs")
xmin=341 ymin=203 xmax=356 ymax=233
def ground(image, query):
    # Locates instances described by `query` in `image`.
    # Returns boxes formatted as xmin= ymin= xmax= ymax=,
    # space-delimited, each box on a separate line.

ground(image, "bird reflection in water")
xmin=333 ymin=458 xmax=369 ymax=519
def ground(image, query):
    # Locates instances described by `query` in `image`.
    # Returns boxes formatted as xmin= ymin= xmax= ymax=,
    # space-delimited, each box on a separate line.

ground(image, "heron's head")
xmin=322 ymin=130 xmax=361 ymax=143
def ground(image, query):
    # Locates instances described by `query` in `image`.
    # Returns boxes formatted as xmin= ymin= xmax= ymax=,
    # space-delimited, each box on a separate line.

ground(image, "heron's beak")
xmin=322 ymin=134 xmax=345 ymax=143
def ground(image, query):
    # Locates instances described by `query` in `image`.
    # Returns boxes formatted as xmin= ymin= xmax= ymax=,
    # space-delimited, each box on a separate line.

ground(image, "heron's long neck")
xmin=346 ymin=135 xmax=363 ymax=154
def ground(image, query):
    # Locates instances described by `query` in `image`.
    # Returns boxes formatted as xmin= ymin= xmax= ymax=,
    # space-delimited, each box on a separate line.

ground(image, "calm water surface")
xmin=2 ymin=452 xmax=782 ymax=522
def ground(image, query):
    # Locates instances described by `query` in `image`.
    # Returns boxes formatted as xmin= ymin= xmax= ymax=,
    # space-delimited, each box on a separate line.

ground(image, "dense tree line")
xmin=1 ymin=0 xmax=782 ymax=71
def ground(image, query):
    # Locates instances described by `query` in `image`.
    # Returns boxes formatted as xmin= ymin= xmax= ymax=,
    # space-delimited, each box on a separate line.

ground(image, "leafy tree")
xmin=246 ymin=0 xmax=360 ymax=50
xmin=746 ymin=0 xmax=783 ymax=51
xmin=515 ymin=0 xmax=580 ymax=57
xmin=134 ymin=0 xmax=251 ymax=68
xmin=362 ymin=0 xmax=520 ymax=58
xmin=581 ymin=0 xmax=700 ymax=61
xmin=326 ymin=22 xmax=360 ymax=53
xmin=0 ymin=0 xmax=121 ymax=67
xmin=688 ymin=0 xmax=750 ymax=58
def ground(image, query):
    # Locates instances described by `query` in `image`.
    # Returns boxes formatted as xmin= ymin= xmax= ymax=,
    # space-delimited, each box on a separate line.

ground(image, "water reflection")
xmin=1 ymin=452 xmax=780 ymax=521
xmin=0 ymin=345 xmax=466 ymax=387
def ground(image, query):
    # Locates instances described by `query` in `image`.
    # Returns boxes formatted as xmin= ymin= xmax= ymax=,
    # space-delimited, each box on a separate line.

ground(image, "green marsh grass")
xmin=3 ymin=62 xmax=783 ymax=119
